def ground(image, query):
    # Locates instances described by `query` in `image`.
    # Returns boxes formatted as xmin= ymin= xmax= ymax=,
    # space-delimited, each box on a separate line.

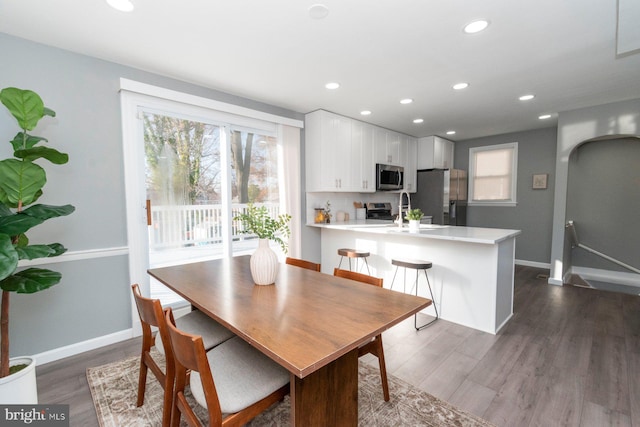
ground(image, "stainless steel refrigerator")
xmin=414 ymin=169 xmax=467 ymax=225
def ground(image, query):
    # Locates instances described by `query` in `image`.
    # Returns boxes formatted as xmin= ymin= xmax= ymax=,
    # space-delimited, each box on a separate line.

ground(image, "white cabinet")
xmin=374 ymin=128 xmax=402 ymax=165
xmin=350 ymin=121 xmax=375 ymax=192
xmin=306 ymin=109 xmax=414 ymax=193
xmin=305 ymin=110 xmax=352 ymax=191
xmin=403 ymin=136 xmax=417 ymax=192
xmin=417 ymin=136 xmax=455 ymax=169
xmin=305 ymin=110 xmax=375 ymax=192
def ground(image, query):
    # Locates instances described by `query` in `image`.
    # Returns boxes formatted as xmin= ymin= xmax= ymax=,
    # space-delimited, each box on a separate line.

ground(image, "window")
xmin=468 ymin=142 xmax=518 ymax=206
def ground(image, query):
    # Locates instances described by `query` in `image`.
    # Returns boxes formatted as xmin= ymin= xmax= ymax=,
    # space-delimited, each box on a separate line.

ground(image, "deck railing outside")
xmin=149 ymin=202 xmax=280 ymax=250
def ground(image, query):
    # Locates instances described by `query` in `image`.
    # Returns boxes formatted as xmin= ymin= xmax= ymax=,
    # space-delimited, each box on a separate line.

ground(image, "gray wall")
xmin=549 ymin=98 xmax=640 ymax=284
xmin=454 ymin=127 xmax=558 ymax=264
xmin=0 ymin=33 xmax=302 ymax=357
xmin=566 ymin=137 xmax=640 ymax=272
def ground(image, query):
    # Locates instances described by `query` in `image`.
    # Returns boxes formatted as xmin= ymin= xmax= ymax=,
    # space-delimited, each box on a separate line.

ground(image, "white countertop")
xmin=308 ymin=220 xmax=521 ymax=244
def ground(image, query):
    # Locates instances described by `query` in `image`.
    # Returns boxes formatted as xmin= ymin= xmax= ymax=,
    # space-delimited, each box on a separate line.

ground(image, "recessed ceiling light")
xmin=452 ymin=82 xmax=469 ymax=90
xmin=360 ymin=110 xmax=372 ymax=116
xmin=325 ymin=82 xmax=340 ymax=90
xmin=446 ymin=131 xmax=456 ymax=135
xmin=400 ymin=98 xmax=413 ymax=105
xmin=413 ymin=119 xmax=424 ymax=124
xmin=106 ymin=0 xmax=134 ymax=12
xmin=519 ymin=94 xmax=535 ymax=101
xmin=308 ymin=4 xmax=329 ymax=19
xmin=464 ymin=20 xmax=489 ymax=34
xmin=538 ymin=114 xmax=552 ymax=120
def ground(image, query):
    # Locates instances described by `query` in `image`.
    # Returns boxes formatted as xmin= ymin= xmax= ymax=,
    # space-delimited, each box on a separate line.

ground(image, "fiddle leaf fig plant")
xmin=0 ymin=87 xmax=75 ymax=378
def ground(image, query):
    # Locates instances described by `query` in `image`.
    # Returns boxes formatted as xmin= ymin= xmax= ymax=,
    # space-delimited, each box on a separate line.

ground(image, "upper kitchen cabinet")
xmin=305 ymin=110 xmax=375 ymax=192
xmin=305 ymin=110 xmax=352 ymax=191
xmin=403 ymin=136 xmax=418 ymax=192
xmin=417 ymin=136 xmax=455 ymax=169
xmin=350 ymin=120 xmax=375 ymax=192
xmin=374 ymin=128 xmax=402 ymax=165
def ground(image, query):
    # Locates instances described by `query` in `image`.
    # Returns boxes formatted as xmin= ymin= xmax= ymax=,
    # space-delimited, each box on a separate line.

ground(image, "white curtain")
xmin=278 ymin=124 xmax=302 ymax=258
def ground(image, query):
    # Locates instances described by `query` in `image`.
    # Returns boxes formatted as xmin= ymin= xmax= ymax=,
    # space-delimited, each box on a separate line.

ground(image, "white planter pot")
xmin=409 ymin=220 xmax=421 ymax=230
xmin=250 ymin=239 xmax=279 ymax=285
xmin=0 ymin=356 xmax=38 ymax=404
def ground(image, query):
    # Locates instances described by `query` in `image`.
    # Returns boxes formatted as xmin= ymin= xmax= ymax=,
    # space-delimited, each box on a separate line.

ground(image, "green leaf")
xmin=46 ymin=243 xmax=67 ymax=257
xmin=0 ymin=213 xmax=43 ymax=236
xmin=15 ymin=147 xmax=69 ymax=165
xmin=0 ymin=267 xmax=61 ymax=294
xmin=0 ymin=234 xmax=19 ymax=281
xmin=0 ymin=88 xmax=46 ymax=131
xmin=9 ymin=133 xmax=47 ymax=152
xmin=15 ymin=244 xmax=55 ymax=260
xmin=43 ymin=107 xmax=56 ymax=118
xmin=0 ymin=203 xmax=11 ymax=217
xmin=15 ymin=234 xmax=28 ymax=247
xmin=0 ymin=159 xmax=46 ymax=206
xmin=21 ymin=204 xmax=75 ymax=220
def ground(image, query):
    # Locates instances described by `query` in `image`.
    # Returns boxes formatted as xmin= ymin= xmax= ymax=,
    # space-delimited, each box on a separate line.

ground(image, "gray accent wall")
xmin=454 ymin=127 xmax=558 ymax=264
xmin=0 ymin=33 xmax=302 ymax=357
xmin=566 ymin=137 xmax=640 ymax=272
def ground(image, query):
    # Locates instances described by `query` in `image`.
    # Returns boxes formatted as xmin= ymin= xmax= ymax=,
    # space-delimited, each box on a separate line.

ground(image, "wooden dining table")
xmin=148 ymin=255 xmax=431 ymax=426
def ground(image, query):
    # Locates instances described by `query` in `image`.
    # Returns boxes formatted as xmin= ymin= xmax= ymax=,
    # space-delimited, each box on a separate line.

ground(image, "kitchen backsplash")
xmin=306 ymin=192 xmax=400 ymax=224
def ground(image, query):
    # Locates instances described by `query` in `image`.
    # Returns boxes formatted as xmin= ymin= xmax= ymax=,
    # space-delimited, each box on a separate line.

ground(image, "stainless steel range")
xmin=365 ymin=202 xmax=394 ymax=221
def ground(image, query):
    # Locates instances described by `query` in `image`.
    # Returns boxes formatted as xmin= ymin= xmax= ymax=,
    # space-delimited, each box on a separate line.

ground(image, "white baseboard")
xmin=33 ymin=329 xmax=133 ymax=366
xmin=515 ymin=259 xmax=551 ymax=269
xmin=571 ymin=266 xmax=640 ymax=288
xmin=33 ymin=306 xmax=193 ymax=366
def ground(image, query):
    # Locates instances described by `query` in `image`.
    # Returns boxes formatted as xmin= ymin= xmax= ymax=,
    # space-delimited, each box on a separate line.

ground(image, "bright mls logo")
xmin=1 ymin=405 xmax=69 ymax=426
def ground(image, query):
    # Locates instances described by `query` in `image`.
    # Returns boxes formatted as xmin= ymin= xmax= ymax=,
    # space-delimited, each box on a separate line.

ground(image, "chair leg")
xmin=161 ymin=361 xmax=175 ymax=427
xmin=415 ymin=269 xmax=438 ymax=330
xmin=136 ymin=357 xmax=148 ymax=407
xmin=375 ymin=337 xmax=390 ymax=401
xmin=338 ymin=256 xmax=344 ymax=270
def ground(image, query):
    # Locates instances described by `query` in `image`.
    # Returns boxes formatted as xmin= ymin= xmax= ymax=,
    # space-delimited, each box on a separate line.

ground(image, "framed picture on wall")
xmin=532 ymin=173 xmax=548 ymax=189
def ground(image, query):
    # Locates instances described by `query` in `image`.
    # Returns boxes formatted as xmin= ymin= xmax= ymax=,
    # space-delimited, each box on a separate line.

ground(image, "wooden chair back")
xmin=333 ymin=268 xmax=383 ymax=288
xmin=165 ymin=308 xmax=224 ymax=427
xmin=286 ymin=257 xmax=321 ymax=272
xmin=131 ymin=284 xmax=174 ymax=426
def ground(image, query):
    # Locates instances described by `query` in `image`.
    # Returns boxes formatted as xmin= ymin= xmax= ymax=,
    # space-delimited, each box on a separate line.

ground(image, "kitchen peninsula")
xmin=310 ymin=221 xmax=521 ymax=334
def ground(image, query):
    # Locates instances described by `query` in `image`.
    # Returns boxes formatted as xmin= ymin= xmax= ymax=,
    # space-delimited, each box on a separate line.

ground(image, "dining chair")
xmin=131 ymin=284 xmax=235 ymax=427
xmin=164 ymin=308 xmax=290 ymax=427
xmin=333 ymin=268 xmax=390 ymax=401
xmin=285 ymin=256 xmax=321 ymax=272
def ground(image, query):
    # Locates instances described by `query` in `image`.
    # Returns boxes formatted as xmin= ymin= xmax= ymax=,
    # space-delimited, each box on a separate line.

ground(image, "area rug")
xmin=87 ymin=351 xmax=493 ymax=426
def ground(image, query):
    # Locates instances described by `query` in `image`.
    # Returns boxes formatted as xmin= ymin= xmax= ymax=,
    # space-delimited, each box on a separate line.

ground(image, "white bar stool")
xmin=390 ymin=258 xmax=438 ymax=330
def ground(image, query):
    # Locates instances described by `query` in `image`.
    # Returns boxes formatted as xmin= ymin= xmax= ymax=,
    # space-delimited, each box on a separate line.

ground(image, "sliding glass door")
xmin=140 ymin=110 xmax=282 ymax=306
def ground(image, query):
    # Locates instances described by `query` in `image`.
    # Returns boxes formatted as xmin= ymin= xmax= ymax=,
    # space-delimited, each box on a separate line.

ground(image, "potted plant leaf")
xmin=234 ymin=203 xmax=290 ymax=285
xmin=405 ymin=208 xmax=424 ymax=230
xmin=0 ymin=87 xmax=75 ymax=403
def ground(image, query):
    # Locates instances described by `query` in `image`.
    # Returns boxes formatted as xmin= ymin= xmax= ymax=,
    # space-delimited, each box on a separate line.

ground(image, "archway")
xmin=564 ymin=135 xmax=640 ymax=293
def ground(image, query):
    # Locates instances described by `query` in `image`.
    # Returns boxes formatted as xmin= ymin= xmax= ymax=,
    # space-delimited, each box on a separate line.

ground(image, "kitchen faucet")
xmin=397 ymin=190 xmax=411 ymax=228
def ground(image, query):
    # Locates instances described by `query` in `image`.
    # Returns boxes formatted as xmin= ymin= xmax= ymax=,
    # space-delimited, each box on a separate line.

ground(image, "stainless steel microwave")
xmin=376 ymin=164 xmax=404 ymax=191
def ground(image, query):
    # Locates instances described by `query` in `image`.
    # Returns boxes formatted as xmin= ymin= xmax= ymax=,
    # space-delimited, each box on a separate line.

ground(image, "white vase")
xmin=250 ymin=239 xmax=279 ymax=285
xmin=0 ymin=356 xmax=38 ymax=404
xmin=409 ymin=219 xmax=421 ymax=230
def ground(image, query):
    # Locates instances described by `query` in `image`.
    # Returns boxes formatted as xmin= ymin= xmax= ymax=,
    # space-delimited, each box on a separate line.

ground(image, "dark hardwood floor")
xmin=37 ymin=266 xmax=640 ymax=426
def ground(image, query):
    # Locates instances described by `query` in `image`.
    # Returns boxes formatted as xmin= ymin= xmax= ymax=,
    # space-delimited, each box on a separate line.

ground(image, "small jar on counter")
xmin=314 ymin=208 xmax=326 ymax=223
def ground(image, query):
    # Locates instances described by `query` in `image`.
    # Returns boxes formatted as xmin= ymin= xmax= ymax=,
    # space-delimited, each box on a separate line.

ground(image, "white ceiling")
xmin=1 ymin=0 xmax=639 ymax=140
